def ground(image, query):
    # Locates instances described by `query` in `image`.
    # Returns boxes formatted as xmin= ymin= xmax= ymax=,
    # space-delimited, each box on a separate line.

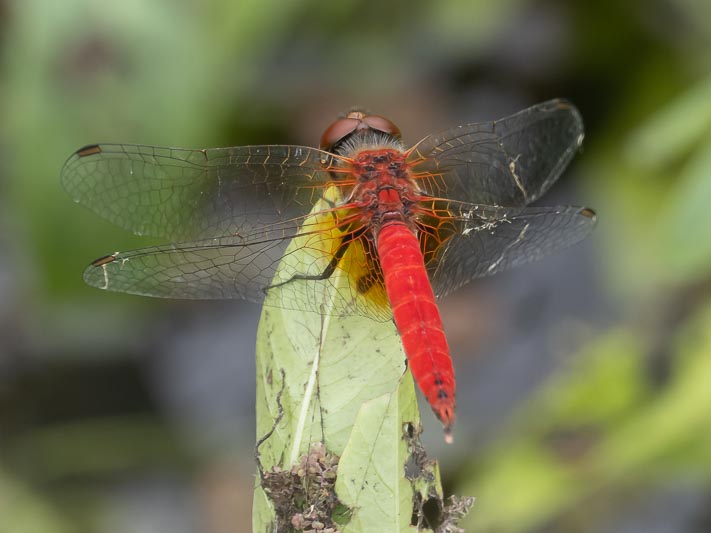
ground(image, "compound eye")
xmin=320 ymin=112 xmax=403 ymax=151
xmin=362 ymin=115 xmax=401 ymax=139
xmin=320 ymin=118 xmax=359 ymax=150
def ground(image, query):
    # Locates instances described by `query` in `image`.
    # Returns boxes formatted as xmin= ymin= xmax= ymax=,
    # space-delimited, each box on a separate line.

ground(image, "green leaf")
xmin=335 ymin=372 xmax=429 ymax=533
xmin=458 ymin=304 xmax=711 ymax=532
xmin=251 ymin=190 xmax=447 ymax=530
xmin=659 ymin=143 xmax=711 ymax=280
xmin=620 ymin=74 xmax=711 ymax=280
xmin=625 ymin=74 xmax=711 ymax=168
xmin=0 ymin=469 xmax=72 ymax=533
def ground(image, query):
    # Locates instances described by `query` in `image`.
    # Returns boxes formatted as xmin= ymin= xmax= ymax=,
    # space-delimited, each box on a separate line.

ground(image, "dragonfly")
xmin=62 ymin=99 xmax=596 ymax=442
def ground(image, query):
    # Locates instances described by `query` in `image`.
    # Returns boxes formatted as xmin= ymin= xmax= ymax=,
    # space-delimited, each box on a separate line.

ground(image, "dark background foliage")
xmin=1 ymin=0 xmax=710 ymax=531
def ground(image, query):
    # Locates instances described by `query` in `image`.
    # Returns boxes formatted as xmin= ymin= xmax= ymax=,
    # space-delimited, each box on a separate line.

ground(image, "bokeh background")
xmin=1 ymin=0 xmax=711 ymax=531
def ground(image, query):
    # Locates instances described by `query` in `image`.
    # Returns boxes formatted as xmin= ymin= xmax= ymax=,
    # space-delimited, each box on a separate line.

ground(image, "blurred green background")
xmin=1 ymin=0 xmax=711 ymax=531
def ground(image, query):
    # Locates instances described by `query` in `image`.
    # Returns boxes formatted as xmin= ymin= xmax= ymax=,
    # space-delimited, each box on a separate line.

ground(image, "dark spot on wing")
xmin=580 ymin=207 xmax=597 ymax=220
xmin=91 ymin=254 xmax=116 ymax=267
xmin=77 ymin=144 xmax=102 ymax=157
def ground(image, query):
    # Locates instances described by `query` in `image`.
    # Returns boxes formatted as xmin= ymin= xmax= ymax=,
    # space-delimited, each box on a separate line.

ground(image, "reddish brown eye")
xmin=320 ymin=118 xmax=360 ymax=150
xmin=362 ymin=115 xmax=401 ymax=138
xmin=320 ymin=112 xmax=402 ymax=151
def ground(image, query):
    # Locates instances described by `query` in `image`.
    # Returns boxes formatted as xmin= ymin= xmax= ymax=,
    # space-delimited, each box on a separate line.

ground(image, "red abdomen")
xmin=376 ymin=222 xmax=455 ymax=436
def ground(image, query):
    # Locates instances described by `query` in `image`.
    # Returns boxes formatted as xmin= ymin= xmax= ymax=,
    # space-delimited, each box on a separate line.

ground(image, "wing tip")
xmin=81 ymin=253 xmax=120 ymax=291
xmin=60 ymin=144 xmax=103 ymax=188
xmin=542 ymin=98 xmax=584 ymax=135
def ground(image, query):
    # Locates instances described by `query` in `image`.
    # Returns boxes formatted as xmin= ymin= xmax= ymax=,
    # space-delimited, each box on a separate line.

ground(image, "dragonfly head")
xmin=320 ymin=110 xmax=402 ymax=153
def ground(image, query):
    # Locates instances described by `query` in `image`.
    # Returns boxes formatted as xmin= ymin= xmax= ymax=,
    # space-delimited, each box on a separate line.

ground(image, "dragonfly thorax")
xmin=348 ymin=148 xmax=420 ymax=230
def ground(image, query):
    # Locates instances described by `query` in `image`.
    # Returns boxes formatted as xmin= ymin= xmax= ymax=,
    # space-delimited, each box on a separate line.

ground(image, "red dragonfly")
xmin=62 ymin=99 xmax=595 ymax=441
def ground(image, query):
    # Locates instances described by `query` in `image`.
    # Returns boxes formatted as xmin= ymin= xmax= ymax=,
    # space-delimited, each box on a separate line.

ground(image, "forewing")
xmin=409 ymin=99 xmax=584 ymax=206
xmin=422 ymin=202 xmax=596 ymax=298
xmin=61 ymin=143 xmax=344 ymax=240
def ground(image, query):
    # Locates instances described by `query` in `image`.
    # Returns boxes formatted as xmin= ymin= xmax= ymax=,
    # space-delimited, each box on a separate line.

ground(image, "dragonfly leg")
xmin=265 ymin=228 xmax=367 ymax=290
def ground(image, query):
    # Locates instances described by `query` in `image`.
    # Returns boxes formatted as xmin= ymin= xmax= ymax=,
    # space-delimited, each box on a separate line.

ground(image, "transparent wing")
xmin=61 ymin=143 xmax=347 ymax=240
xmin=417 ymin=202 xmax=596 ymax=298
xmin=83 ymin=211 xmax=392 ymax=321
xmin=408 ymin=99 xmax=584 ymax=206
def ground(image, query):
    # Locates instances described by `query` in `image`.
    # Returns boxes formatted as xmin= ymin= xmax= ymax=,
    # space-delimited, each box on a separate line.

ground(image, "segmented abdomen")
xmin=376 ymin=222 xmax=455 ymax=434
